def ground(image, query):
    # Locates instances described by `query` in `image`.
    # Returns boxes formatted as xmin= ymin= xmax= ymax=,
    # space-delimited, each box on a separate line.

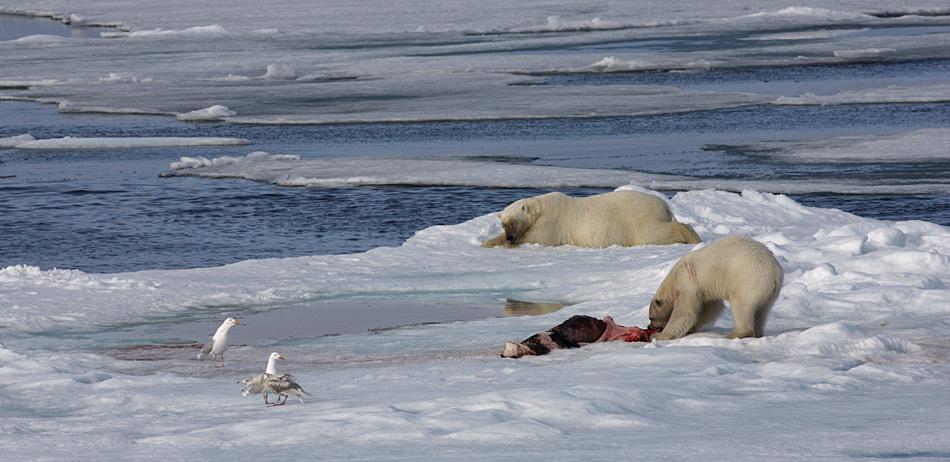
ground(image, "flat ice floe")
xmin=0 ymin=187 xmax=947 ymax=459
xmin=219 ymin=84 xmax=765 ymax=125
xmin=705 ymin=128 xmax=950 ymax=163
xmin=3 ymin=0 xmax=950 ymax=122
xmin=8 ymin=135 xmax=249 ymax=149
xmin=98 ymin=72 xmax=153 ymax=84
xmin=168 ymin=152 xmax=676 ymax=188
xmin=773 ymin=82 xmax=950 ymax=105
xmin=832 ymin=47 xmax=897 ymax=58
xmin=12 ymin=34 xmax=69 ymax=44
xmin=167 ymin=151 xmax=950 ymax=194
xmin=99 ymin=24 xmax=230 ymax=39
xmin=55 ymin=99 xmax=176 ymax=116
xmin=742 ymin=28 xmax=869 ymax=41
xmin=0 ymin=133 xmax=36 ymax=148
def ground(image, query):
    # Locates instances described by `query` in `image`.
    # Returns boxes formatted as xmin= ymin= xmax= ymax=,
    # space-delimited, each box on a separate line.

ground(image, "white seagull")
xmin=196 ymin=317 xmax=240 ymax=366
xmin=241 ymin=352 xmax=310 ymax=406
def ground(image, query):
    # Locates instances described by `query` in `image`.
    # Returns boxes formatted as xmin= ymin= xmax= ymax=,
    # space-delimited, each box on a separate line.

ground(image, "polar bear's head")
xmin=648 ymin=279 xmax=677 ymax=331
xmin=647 ymin=295 xmax=673 ymax=331
xmin=498 ymin=196 xmax=544 ymax=244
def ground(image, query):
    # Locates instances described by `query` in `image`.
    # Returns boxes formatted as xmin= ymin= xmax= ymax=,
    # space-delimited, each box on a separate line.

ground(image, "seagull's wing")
xmin=268 ymin=373 xmax=310 ymax=396
xmin=200 ymin=337 xmax=215 ymax=355
xmin=241 ymin=374 xmax=268 ymax=396
xmin=287 ymin=381 xmax=311 ymax=397
xmin=264 ymin=374 xmax=289 ymax=392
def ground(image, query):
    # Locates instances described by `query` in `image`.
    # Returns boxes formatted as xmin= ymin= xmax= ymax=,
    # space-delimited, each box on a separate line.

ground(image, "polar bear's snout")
xmin=505 ymin=226 xmax=519 ymax=242
xmin=648 ymin=298 xmax=672 ymax=331
xmin=500 ymin=213 xmax=531 ymax=244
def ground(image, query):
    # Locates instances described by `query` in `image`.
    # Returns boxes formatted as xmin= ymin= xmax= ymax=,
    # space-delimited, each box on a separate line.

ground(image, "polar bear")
xmin=482 ymin=191 xmax=701 ymax=248
xmin=647 ymin=235 xmax=783 ymax=340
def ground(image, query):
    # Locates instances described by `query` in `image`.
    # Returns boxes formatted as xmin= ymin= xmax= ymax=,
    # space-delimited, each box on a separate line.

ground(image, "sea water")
xmin=3 ymin=95 xmax=948 ymax=272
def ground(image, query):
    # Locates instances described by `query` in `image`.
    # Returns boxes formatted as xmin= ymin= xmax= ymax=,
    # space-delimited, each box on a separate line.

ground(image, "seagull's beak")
xmin=233 ymin=319 xmax=241 ymax=325
xmin=278 ymin=354 xmax=286 ymax=360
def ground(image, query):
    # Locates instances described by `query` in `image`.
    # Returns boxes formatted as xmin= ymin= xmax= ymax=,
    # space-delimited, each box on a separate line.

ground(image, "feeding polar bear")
xmin=648 ymin=235 xmax=784 ymax=341
xmin=482 ymin=190 xmax=701 ymax=248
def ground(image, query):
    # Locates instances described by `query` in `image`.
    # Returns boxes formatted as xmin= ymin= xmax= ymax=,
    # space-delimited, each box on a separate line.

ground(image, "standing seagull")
xmin=241 ymin=352 xmax=310 ymax=406
xmin=241 ymin=352 xmax=283 ymax=405
xmin=196 ymin=317 xmax=240 ymax=367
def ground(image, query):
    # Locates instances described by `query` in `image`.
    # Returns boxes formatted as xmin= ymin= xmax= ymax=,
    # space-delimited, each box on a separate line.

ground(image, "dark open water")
xmin=2 ymin=98 xmax=947 ymax=273
xmin=1 ymin=18 xmax=948 ymax=273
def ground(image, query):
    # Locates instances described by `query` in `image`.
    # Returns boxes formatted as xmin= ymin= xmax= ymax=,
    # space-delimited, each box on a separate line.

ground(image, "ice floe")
xmin=166 ymin=151 xmax=950 ymax=194
xmin=0 ymin=133 xmax=36 ymax=148
xmin=773 ymin=82 xmax=950 ymax=105
xmin=833 ymin=47 xmax=898 ymax=58
xmin=56 ymin=99 xmax=175 ymax=116
xmin=12 ymin=34 xmax=68 ymax=44
xmin=98 ymin=72 xmax=153 ymax=84
xmin=2 ymin=0 xmax=949 ymax=122
xmin=742 ymin=28 xmax=868 ymax=41
xmin=175 ymin=105 xmax=237 ymax=122
xmin=9 ymin=135 xmax=249 ymax=149
xmin=704 ymin=128 xmax=950 ymax=163
xmin=262 ymin=63 xmax=297 ymax=81
xmin=100 ymin=25 xmax=230 ymax=39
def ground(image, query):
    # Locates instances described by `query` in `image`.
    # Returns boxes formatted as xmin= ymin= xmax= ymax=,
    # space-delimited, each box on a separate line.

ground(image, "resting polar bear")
xmin=648 ymin=235 xmax=783 ymax=340
xmin=482 ymin=191 xmax=701 ymax=248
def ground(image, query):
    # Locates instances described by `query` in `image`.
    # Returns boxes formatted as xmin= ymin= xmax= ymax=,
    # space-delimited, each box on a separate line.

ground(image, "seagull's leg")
xmin=214 ymin=354 xmax=224 ymax=368
xmin=268 ymin=394 xmax=286 ymax=407
xmin=263 ymin=392 xmax=270 ymax=405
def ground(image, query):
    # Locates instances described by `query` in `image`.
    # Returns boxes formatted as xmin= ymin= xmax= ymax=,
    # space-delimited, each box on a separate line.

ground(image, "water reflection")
xmin=503 ymin=299 xmax=566 ymax=316
xmin=72 ymin=297 xmax=566 ymax=358
xmin=0 ymin=14 xmax=105 ymax=41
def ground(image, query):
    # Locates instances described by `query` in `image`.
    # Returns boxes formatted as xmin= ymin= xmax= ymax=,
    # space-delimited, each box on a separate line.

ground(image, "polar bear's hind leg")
xmin=753 ymin=289 xmax=780 ymax=337
xmin=724 ymin=297 xmax=757 ymax=339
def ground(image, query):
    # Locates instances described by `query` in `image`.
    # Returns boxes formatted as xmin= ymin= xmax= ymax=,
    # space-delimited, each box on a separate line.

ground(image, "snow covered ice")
xmin=175 ymin=105 xmax=236 ymax=122
xmin=1 ymin=188 xmax=949 ymax=460
xmin=1 ymin=0 xmax=949 ymax=459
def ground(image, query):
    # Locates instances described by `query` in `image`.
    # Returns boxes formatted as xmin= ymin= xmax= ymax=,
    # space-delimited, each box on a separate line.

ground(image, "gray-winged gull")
xmin=241 ymin=352 xmax=310 ymax=406
xmin=241 ymin=352 xmax=282 ymax=404
xmin=196 ymin=317 xmax=240 ymax=366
